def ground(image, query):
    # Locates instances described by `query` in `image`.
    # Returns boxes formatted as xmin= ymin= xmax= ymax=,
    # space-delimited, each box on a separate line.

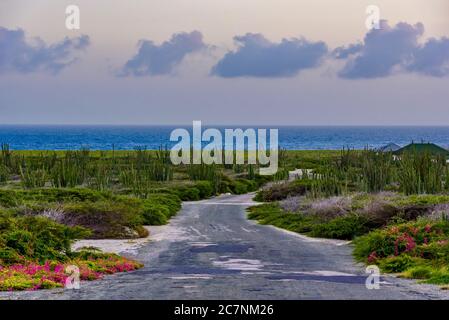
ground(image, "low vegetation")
xmin=251 ymin=148 xmax=449 ymax=287
xmin=353 ymin=220 xmax=449 ymax=285
xmin=5 ymin=145 xmax=449 ymax=289
xmin=0 ymin=145 xmax=274 ymax=291
xmin=0 ymin=211 xmax=142 ymax=290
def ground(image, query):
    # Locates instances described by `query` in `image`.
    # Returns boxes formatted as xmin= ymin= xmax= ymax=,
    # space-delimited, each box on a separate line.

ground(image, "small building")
xmin=393 ymin=142 xmax=449 ymax=157
xmin=378 ymin=143 xmax=401 ymax=152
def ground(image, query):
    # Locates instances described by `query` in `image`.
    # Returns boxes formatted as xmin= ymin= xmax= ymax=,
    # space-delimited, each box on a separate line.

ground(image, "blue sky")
xmin=0 ymin=0 xmax=449 ymax=125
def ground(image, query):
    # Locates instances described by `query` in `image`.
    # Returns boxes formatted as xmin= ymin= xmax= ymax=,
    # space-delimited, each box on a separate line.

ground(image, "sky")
xmin=0 ymin=0 xmax=449 ymax=125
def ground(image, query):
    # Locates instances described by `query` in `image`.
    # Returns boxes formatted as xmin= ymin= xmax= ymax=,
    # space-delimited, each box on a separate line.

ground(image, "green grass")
xmin=247 ymin=203 xmax=369 ymax=240
xmin=247 ymin=203 xmax=309 ymax=233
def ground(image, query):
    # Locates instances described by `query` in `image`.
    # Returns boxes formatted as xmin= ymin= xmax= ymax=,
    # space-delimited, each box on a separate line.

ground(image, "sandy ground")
xmin=72 ymin=226 xmax=156 ymax=256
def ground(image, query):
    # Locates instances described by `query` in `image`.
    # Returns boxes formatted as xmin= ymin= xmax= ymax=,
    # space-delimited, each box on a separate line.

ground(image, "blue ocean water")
xmin=0 ymin=125 xmax=449 ymax=150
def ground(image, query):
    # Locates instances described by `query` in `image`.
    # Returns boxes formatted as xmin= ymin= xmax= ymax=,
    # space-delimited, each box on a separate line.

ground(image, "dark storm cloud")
xmin=118 ymin=31 xmax=206 ymax=76
xmin=337 ymin=21 xmax=449 ymax=79
xmin=211 ymin=33 xmax=328 ymax=78
xmin=0 ymin=27 xmax=90 ymax=74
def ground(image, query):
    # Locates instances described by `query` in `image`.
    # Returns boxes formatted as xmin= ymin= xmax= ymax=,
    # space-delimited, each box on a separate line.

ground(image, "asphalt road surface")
xmin=2 ymin=193 xmax=448 ymax=300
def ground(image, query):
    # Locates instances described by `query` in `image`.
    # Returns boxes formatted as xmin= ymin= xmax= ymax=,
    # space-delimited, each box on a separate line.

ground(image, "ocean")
xmin=0 ymin=125 xmax=449 ymax=150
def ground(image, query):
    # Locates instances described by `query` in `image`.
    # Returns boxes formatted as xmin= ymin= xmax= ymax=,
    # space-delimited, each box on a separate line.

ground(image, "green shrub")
xmin=249 ymin=204 xmax=370 ymax=240
xmin=310 ymin=214 xmax=369 ymax=240
xmin=230 ymin=180 xmax=248 ymax=194
xmin=0 ymin=165 xmax=9 ymax=183
xmin=404 ymin=267 xmax=449 ymax=285
xmin=193 ymin=181 xmax=214 ymax=198
xmin=353 ymin=229 xmax=396 ymax=262
xmin=0 ymin=215 xmax=89 ymax=265
xmin=424 ymin=271 xmax=449 ymax=285
xmin=0 ymin=190 xmax=22 ymax=207
xmin=173 ymin=186 xmax=200 ymax=201
xmin=254 ymin=174 xmax=272 ymax=187
xmin=403 ymin=265 xmax=434 ymax=279
xmin=0 ymin=188 xmax=111 ymax=207
xmin=248 ymin=203 xmax=319 ymax=234
xmin=145 ymin=193 xmax=181 ymax=218
xmin=393 ymin=195 xmax=449 ymax=207
xmin=5 ymin=229 xmax=33 ymax=257
xmin=61 ymin=200 xmax=143 ymax=239
xmin=248 ymin=203 xmax=307 ymax=232
xmin=416 ymin=241 xmax=449 ymax=262
xmin=0 ymin=211 xmax=15 ymax=231
xmin=0 ymin=248 xmax=22 ymax=264
xmin=141 ymin=203 xmax=169 ymax=225
xmin=21 ymin=188 xmax=110 ymax=203
xmin=379 ymin=255 xmax=414 ymax=273
xmin=354 ymin=220 xmax=449 ymax=263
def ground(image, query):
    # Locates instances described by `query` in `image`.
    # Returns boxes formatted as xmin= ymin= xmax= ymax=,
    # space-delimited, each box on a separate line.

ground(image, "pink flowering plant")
xmin=0 ymin=214 xmax=143 ymax=291
xmin=0 ymin=252 xmax=143 ymax=291
xmin=354 ymin=220 xmax=449 ymax=274
xmin=355 ymin=221 xmax=448 ymax=260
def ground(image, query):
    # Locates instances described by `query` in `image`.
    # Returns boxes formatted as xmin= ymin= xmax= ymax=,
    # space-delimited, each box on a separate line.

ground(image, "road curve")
xmin=2 ymin=193 xmax=448 ymax=300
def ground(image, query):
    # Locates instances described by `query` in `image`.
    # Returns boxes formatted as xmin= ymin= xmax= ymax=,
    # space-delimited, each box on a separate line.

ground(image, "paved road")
xmin=2 ymin=193 xmax=448 ymax=300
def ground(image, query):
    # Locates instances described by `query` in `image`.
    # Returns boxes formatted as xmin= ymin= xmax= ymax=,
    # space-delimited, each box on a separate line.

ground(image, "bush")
xmin=353 ymin=229 xmax=393 ymax=262
xmin=60 ymin=200 xmax=143 ymax=239
xmin=415 ymin=241 xmax=449 ymax=262
xmin=351 ymin=219 xmax=449 ymax=284
xmin=361 ymin=201 xmax=399 ymax=228
xmin=248 ymin=203 xmax=308 ymax=233
xmin=20 ymin=188 xmax=110 ymax=203
xmin=253 ymin=174 xmax=272 ymax=187
xmin=0 ymin=248 xmax=22 ymax=265
xmin=354 ymin=220 xmax=449 ymax=263
xmin=1 ymin=190 xmax=182 ymax=239
xmin=141 ymin=203 xmax=169 ymax=225
xmin=20 ymin=216 xmax=89 ymax=261
xmin=309 ymin=196 xmax=351 ymax=220
xmin=213 ymin=176 xmax=262 ymax=195
xmin=0 ymin=253 xmax=143 ymax=291
xmin=5 ymin=229 xmax=33 ymax=258
xmin=0 ymin=190 xmax=21 ymax=207
xmin=403 ymin=265 xmax=434 ymax=279
xmin=247 ymin=203 xmax=283 ymax=221
xmin=194 ymin=181 xmax=214 ymax=198
xmin=144 ymin=193 xmax=181 ymax=218
xmin=230 ymin=180 xmax=248 ymax=194
xmin=0 ymin=188 xmax=111 ymax=208
xmin=0 ymin=214 xmax=89 ymax=265
xmin=310 ymin=214 xmax=369 ymax=240
xmin=378 ymin=255 xmax=414 ymax=273
xmin=173 ymin=186 xmax=200 ymax=201
xmin=255 ymin=180 xmax=312 ymax=202
xmin=393 ymin=194 xmax=449 ymax=207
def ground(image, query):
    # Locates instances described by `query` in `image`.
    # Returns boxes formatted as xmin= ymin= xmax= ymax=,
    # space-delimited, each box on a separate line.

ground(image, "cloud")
xmin=211 ymin=33 xmax=328 ymax=78
xmin=337 ymin=21 xmax=423 ymax=79
xmin=333 ymin=43 xmax=363 ymax=59
xmin=0 ymin=27 xmax=90 ymax=74
xmin=336 ymin=21 xmax=449 ymax=79
xmin=119 ymin=31 xmax=206 ymax=76
xmin=406 ymin=37 xmax=449 ymax=77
